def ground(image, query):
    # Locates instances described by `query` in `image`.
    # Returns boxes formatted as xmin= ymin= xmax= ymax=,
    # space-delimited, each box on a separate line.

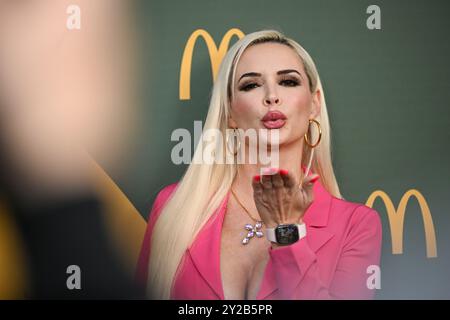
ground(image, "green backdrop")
xmin=111 ymin=0 xmax=450 ymax=299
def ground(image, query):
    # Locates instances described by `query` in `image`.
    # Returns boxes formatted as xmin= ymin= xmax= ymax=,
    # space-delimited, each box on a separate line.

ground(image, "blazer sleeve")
xmin=268 ymin=207 xmax=382 ymax=299
xmin=135 ymin=183 xmax=178 ymax=287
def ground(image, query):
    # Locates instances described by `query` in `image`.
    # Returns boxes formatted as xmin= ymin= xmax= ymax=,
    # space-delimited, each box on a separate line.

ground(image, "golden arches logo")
xmin=366 ymin=189 xmax=437 ymax=258
xmin=179 ymin=28 xmax=245 ymax=100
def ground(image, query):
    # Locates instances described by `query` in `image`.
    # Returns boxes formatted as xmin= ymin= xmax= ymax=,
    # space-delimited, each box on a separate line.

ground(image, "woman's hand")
xmin=251 ymin=168 xmax=319 ymax=228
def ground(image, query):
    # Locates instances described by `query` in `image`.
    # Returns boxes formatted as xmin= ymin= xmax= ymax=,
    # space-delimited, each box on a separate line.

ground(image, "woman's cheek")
xmin=232 ymin=99 xmax=257 ymax=128
xmin=291 ymin=90 xmax=312 ymax=108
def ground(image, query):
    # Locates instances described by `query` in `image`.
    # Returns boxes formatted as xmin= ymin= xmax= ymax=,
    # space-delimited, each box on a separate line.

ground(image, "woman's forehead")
xmin=235 ymin=43 xmax=304 ymax=77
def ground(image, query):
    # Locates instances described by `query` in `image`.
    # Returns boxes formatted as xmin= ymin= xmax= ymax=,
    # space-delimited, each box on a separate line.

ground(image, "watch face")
xmin=275 ymin=224 xmax=299 ymax=245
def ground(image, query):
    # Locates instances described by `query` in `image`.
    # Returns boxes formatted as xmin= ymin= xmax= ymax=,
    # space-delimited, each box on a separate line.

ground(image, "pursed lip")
xmin=261 ymin=110 xmax=287 ymax=129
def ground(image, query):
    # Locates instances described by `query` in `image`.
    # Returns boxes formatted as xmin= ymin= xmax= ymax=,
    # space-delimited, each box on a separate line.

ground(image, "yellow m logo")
xmin=179 ymin=28 xmax=245 ymax=100
xmin=366 ymin=189 xmax=437 ymax=258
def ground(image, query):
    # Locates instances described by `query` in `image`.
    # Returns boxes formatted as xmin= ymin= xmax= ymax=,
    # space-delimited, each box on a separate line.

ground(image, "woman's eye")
xmin=280 ymin=79 xmax=300 ymax=87
xmin=239 ymin=83 xmax=259 ymax=91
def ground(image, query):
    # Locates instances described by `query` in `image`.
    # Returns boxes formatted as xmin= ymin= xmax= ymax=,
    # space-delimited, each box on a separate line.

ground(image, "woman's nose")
xmin=263 ymin=94 xmax=280 ymax=106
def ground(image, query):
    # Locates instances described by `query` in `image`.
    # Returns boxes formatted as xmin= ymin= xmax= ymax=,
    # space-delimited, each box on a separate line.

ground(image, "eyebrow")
xmin=238 ymin=69 xmax=302 ymax=82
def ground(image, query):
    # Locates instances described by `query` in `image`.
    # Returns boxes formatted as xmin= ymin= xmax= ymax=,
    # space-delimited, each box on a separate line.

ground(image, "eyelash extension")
xmin=239 ymin=83 xmax=259 ymax=91
xmin=280 ymin=78 xmax=300 ymax=87
xmin=239 ymin=78 xmax=301 ymax=91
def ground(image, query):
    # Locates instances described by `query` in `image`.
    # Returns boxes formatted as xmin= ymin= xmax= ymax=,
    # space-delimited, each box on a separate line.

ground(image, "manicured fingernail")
xmin=253 ymin=175 xmax=261 ymax=182
xmin=261 ymin=167 xmax=277 ymax=175
xmin=310 ymin=176 xmax=319 ymax=183
xmin=279 ymin=169 xmax=289 ymax=176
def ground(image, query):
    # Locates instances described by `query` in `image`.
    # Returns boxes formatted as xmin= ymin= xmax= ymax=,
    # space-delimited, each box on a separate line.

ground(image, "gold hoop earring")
xmin=304 ymin=119 xmax=322 ymax=148
xmin=226 ymin=128 xmax=241 ymax=155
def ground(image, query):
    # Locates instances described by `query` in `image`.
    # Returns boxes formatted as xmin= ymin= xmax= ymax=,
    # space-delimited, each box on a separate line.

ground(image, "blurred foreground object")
xmin=0 ymin=0 xmax=146 ymax=298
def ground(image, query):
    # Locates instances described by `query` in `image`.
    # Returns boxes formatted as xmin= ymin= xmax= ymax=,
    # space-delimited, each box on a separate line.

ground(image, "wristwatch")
xmin=266 ymin=223 xmax=306 ymax=245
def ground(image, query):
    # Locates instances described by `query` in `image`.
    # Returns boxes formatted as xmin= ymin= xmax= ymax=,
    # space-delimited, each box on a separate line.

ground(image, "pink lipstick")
xmin=261 ymin=110 xmax=287 ymax=129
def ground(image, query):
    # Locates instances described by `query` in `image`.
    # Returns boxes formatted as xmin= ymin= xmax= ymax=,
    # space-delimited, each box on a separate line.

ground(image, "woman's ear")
xmin=311 ymin=89 xmax=322 ymax=118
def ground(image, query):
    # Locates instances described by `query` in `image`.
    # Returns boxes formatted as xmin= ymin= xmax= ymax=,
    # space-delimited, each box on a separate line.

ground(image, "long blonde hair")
xmin=147 ymin=29 xmax=342 ymax=299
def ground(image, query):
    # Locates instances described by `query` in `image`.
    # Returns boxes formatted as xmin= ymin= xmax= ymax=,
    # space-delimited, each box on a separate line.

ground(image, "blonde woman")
xmin=136 ymin=30 xmax=382 ymax=300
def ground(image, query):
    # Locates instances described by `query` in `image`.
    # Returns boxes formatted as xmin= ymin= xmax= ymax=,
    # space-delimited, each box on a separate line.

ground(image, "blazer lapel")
xmin=187 ymin=193 xmax=230 ymax=299
xmin=186 ymin=175 xmax=335 ymax=300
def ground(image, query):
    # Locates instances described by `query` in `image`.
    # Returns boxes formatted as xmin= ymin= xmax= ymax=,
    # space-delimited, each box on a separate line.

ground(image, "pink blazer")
xmin=136 ymin=174 xmax=382 ymax=300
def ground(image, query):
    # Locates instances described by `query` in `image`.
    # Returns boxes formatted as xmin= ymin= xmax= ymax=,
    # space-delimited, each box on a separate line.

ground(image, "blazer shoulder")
xmin=155 ymin=182 xmax=178 ymax=203
xmin=147 ymin=182 xmax=179 ymax=222
xmin=331 ymin=198 xmax=382 ymax=253
xmin=331 ymin=196 xmax=381 ymax=227
xmin=135 ymin=182 xmax=179 ymax=286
